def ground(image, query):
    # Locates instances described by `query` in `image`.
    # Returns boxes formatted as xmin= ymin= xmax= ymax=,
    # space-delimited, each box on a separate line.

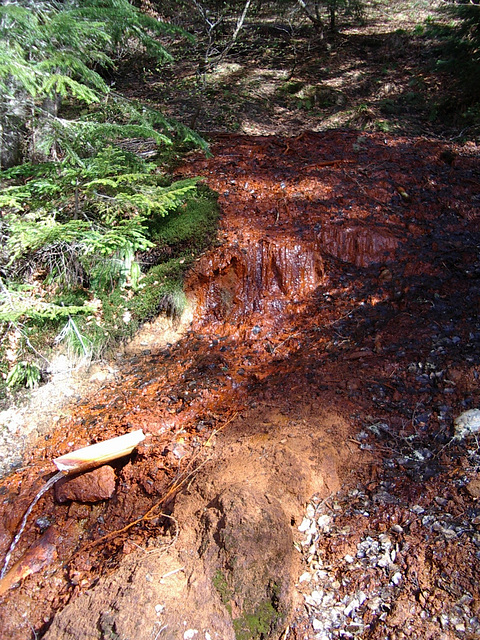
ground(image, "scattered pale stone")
xmin=184 ymin=630 xmax=198 ymax=639
xmin=377 ymin=555 xmax=390 ymax=568
xmin=304 ymin=594 xmax=319 ymax=607
xmin=367 ymin=597 xmax=382 ymax=611
xmin=299 ymin=572 xmax=311 ymax=583
xmin=312 ymin=619 xmax=324 ymax=631
xmin=439 ymin=613 xmax=450 ymax=630
xmin=344 ymin=598 xmax=360 ymax=617
xmin=306 ymin=504 xmax=316 ymax=518
xmin=298 ymin=517 xmax=311 ymax=532
xmin=454 ymin=409 xmax=480 ymax=439
xmin=322 ymin=593 xmax=335 ymax=606
xmin=433 ymin=522 xmax=457 ymax=539
xmin=411 ymin=505 xmax=425 ymax=514
xmin=317 ymin=515 xmax=332 ymax=532
xmin=391 ymin=572 xmax=402 ymax=585
xmin=344 ymin=554 xmax=354 ymax=564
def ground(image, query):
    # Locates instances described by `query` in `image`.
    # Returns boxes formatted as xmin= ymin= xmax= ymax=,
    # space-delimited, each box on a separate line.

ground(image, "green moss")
xmin=128 ymin=257 xmax=188 ymax=322
xmin=279 ymin=80 xmax=305 ymax=95
xmin=149 ymin=184 xmax=219 ymax=254
xmin=213 ymin=570 xmax=230 ymax=602
xmin=233 ymin=600 xmax=280 ymax=640
xmin=51 ymin=287 xmax=90 ymax=307
xmin=73 ymin=184 xmax=218 ymax=353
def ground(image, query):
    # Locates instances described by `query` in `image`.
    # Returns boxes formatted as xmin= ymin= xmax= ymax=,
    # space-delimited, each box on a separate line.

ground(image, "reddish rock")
xmin=55 ymin=465 xmax=116 ymax=503
xmin=466 ymin=477 xmax=480 ymax=500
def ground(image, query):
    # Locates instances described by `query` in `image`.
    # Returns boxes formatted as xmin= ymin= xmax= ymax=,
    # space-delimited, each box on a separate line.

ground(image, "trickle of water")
xmin=0 ymin=470 xmax=65 ymax=579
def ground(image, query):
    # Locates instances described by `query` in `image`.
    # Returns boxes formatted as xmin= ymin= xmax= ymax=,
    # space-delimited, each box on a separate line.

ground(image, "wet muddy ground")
xmin=0 ymin=131 xmax=480 ymax=639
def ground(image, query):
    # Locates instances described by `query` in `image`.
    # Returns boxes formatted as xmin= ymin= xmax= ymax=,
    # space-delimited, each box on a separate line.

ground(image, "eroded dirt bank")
xmin=0 ymin=131 xmax=480 ymax=639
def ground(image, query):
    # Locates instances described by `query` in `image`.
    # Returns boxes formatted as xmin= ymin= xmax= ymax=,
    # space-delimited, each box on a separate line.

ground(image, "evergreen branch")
xmin=39 ymin=74 xmax=101 ymax=103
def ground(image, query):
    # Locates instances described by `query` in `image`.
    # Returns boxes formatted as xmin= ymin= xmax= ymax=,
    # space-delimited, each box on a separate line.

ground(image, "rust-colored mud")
xmin=0 ymin=131 xmax=479 ymax=638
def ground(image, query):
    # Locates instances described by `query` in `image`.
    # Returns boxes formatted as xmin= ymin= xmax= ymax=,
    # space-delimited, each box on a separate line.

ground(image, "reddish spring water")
xmin=0 ymin=131 xmax=479 ymax=638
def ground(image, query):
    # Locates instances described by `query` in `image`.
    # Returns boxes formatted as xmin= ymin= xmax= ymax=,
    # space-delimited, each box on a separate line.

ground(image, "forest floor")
xmin=1 ymin=2 xmax=480 ymax=639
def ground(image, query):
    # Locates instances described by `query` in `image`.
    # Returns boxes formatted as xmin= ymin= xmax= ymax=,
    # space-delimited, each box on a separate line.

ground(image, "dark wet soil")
xmin=0 ymin=129 xmax=479 ymax=639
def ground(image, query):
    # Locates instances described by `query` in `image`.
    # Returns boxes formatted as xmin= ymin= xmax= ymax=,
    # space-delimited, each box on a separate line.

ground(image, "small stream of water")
xmin=0 ymin=470 xmax=65 ymax=579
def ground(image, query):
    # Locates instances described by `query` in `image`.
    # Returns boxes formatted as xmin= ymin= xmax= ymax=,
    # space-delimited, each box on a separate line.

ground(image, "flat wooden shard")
xmin=53 ymin=429 xmax=145 ymax=474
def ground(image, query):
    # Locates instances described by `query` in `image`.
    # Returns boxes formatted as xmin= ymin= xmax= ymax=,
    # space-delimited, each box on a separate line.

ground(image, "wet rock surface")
xmin=0 ymin=132 xmax=479 ymax=639
xmin=54 ymin=466 xmax=116 ymax=504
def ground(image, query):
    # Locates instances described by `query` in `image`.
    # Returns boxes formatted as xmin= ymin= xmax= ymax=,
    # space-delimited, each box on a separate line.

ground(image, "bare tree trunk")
xmin=296 ymin=0 xmax=325 ymax=35
xmin=219 ymin=0 xmax=253 ymax=59
xmin=0 ymin=89 xmax=29 ymax=169
xmin=190 ymin=0 xmax=254 ymax=128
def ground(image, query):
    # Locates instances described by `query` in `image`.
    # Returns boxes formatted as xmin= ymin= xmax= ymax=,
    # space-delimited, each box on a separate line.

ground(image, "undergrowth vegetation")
xmin=424 ymin=1 xmax=480 ymax=131
xmin=0 ymin=0 xmax=218 ymax=397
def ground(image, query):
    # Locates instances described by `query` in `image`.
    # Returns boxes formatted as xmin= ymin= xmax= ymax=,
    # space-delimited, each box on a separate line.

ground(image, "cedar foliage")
xmin=0 ymin=0 xmax=216 ymax=392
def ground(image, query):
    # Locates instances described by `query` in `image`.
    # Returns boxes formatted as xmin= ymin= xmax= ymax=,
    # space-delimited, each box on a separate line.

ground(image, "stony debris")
xmin=292 ymin=480 xmax=480 ymax=639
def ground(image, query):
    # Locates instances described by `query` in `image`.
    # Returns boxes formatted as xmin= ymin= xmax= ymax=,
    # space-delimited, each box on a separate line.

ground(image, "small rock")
xmin=344 ymin=598 xmax=359 ymax=617
xmin=454 ymin=409 xmax=480 ymax=439
xmin=391 ymin=571 xmax=402 ymax=585
xmin=55 ymin=465 xmax=116 ymax=503
xmin=367 ymin=596 xmax=382 ymax=611
xmin=306 ymin=503 xmax=315 ymax=518
xmin=317 ymin=514 xmax=332 ymax=532
xmin=298 ymin=517 xmax=311 ymax=532
xmin=466 ymin=477 xmax=480 ymax=500
xmin=312 ymin=618 xmax=323 ymax=631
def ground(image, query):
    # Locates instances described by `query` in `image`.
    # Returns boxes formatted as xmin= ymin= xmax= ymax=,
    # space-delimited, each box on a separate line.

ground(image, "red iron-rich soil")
xmin=0 ymin=130 xmax=479 ymax=639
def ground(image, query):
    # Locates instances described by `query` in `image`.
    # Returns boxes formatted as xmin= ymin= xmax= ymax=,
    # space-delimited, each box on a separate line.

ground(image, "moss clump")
xmin=213 ymin=570 xmax=282 ymax=640
xmin=127 ymin=184 xmax=219 ymax=325
xmin=213 ymin=570 xmax=233 ymax=616
xmin=128 ymin=258 xmax=188 ymax=323
xmin=279 ymin=80 xmax=305 ymax=95
xmin=148 ymin=184 xmax=220 ymax=254
xmin=232 ymin=600 xmax=280 ymax=640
